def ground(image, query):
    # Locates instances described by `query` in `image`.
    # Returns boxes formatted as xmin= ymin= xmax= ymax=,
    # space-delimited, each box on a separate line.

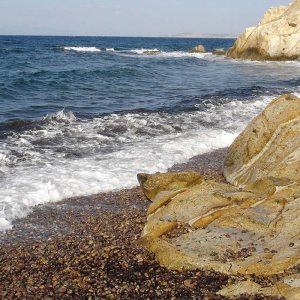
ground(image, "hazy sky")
xmin=0 ymin=0 xmax=292 ymax=36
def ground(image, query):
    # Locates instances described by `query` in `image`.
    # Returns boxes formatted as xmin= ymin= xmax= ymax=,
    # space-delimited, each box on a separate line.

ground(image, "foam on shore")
xmin=0 ymin=95 xmax=274 ymax=231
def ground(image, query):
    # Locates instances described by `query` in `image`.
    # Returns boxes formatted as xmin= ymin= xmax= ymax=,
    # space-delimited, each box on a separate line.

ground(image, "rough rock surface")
xmin=227 ymin=0 xmax=300 ymax=60
xmin=224 ymin=93 xmax=300 ymax=187
xmin=190 ymin=45 xmax=206 ymax=53
xmin=138 ymin=94 xmax=300 ymax=299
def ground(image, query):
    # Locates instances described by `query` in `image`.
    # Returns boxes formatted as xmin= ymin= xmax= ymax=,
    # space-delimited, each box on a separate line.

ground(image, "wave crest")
xmin=0 ymin=94 xmax=275 ymax=231
xmin=129 ymin=48 xmax=161 ymax=55
xmin=43 ymin=110 xmax=76 ymax=123
xmin=64 ymin=46 xmax=101 ymax=52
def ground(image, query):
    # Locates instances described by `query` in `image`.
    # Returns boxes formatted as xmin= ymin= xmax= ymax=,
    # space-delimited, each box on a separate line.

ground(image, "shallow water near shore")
xmin=0 ymin=148 xmax=227 ymax=245
xmin=1 ymin=35 xmax=300 ymax=230
xmin=0 ymin=148 xmax=288 ymax=299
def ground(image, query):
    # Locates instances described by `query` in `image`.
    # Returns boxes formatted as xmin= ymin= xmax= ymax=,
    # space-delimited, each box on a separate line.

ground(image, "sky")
xmin=0 ymin=0 xmax=292 ymax=37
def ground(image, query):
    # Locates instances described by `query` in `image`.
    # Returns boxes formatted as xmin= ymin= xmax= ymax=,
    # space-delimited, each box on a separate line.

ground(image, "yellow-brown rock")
xmin=227 ymin=0 xmax=300 ymax=60
xmin=137 ymin=172 xmax=203 ymax=201
xmin=224 ymin=94 xmax=300 ymax=187
xmin=190 ymin=45 xmax=206 ymax=53
xmin=218 ymin=280 xmax=300 ymax=299
xmin=138 ymin=94 xmax=300 ymax=298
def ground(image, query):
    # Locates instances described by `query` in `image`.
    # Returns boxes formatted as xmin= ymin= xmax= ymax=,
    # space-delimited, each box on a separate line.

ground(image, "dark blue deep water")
xmin=0 ymin=35 xmax=300 ymax=230
xmin=1 ymin=35 xmax=299 ymax=122
xmin=0 ymin=36 xmax=238 ymax=121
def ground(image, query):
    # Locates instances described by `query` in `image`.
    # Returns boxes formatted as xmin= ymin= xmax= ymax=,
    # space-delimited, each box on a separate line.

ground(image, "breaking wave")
xmin=0 ymin=95 xmax=274 ymax=231
xmin=64 ymin=46 xmax=101 ymax=52
xmin=2 ymin=36 xmax=300 ymax=233
xmin=60 ymin=46 xmax=300 ymax=66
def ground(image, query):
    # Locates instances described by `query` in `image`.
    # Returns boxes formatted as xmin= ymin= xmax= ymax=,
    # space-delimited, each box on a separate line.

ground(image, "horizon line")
xmin=0 ymin=33 xmax=238 ymax=39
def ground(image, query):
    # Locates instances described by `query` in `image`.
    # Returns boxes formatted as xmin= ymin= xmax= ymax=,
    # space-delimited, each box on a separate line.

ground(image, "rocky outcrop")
xmin=212 ymin=48 xmax=226 ymax=55
xmin=227 ymin=0 xmax=300 ymax=60
xmin=143 ymin=50 xmax=161 ymax=55
xmin=224 ymin=94 xmax=300 ymax=187
xmin=138 ymin=94 xmax=300 ymax=298
xmin=190 ymin=45 xmax=206 ymax=53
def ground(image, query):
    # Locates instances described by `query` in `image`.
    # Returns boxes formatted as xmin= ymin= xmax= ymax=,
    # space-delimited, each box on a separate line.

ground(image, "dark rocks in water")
xmin=213 ymin=48 xmax=226 ymax=55
xmin=143 ymin=49 xmax=161 ymax=55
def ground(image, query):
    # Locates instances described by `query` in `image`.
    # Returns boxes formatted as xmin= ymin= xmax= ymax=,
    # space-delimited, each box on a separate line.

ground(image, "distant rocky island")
xmin=227 ymin=0 xmax=300 ymax=60
xmin=173 ymin=33 xmax=237 ymax=39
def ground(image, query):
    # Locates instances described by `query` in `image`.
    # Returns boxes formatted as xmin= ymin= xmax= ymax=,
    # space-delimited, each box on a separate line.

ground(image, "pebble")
xmin=0 ymin=151 xmax=286 ymax=299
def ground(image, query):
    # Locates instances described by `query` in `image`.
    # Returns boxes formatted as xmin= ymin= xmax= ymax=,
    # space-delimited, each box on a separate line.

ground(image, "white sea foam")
xmin=0 ymin=95 xmax=274 ymax=231
xmin=0 ymin=153 xmax=7 ymax=162
xmin=161 ymin=51 xmax=215 ymax=59
xmin=129 ymin=48 xmax=161 ymax=54
xmin=122 ymin=49 xmax=229 ymax=62
xmin=125 ymin=48 xmax=300 ymax=65
xmin=158 ymin=51 xmax=300 ymax=65
xmin=61 ymin=46 xmax=300 ymax=66
xmin=43 ymin=109 xmax=77 ymax=123
xmin=229 ymin=56 xmax=300 ymax=66
xmin=64 ymin=46 xmax=101 ymax=52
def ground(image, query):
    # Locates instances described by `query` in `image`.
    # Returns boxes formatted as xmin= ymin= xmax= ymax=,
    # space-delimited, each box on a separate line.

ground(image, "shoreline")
xmin=0 ymin=147 xmax=228 ymax=245
xmin=0 ymin=147 xmax=280 ymax=299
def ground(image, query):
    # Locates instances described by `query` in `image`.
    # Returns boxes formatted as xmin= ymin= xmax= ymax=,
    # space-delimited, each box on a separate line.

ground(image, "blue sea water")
xmin=1 ymin=35 xmax=300 ymax=230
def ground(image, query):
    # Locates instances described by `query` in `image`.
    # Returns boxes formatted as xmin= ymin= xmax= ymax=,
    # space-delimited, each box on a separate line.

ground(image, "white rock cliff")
xmin=227 ymin=0 xmax=300 ymax=60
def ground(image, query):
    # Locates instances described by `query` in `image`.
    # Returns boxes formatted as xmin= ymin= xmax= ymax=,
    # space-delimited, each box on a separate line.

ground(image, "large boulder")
xmin=138 ymin=94 xmax=300 ymax=298
xmin=224 ymin=94 xmax=300 ymax=187
xmin=227 ymin=0 xmax=300 ymax=60
xmin=190 ymin=45 xmax=206 ymax=53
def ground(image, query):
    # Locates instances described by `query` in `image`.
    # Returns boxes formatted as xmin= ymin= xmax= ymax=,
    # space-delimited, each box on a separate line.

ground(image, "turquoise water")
xmin=0 ymin=35 xmax=300 ymax=230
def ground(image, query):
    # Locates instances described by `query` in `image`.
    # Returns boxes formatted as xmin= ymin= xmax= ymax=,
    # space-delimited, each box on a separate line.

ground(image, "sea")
xmin=0 ymin=35 xmax=300 ymax=231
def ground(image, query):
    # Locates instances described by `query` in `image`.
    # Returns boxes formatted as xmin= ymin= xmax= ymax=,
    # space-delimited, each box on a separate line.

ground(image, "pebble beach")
xmin=0 ymin=148 xmax=284 ymax=299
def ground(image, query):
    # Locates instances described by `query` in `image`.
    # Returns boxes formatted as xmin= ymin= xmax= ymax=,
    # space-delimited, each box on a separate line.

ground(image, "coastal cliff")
xmin=138 ymin=94 xmax=300 ymax=298
xmin=227 ymin=0 xmax=300 ymax=60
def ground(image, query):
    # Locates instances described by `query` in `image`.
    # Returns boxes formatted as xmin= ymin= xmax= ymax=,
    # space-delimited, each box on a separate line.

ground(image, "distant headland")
xmin=172 ymin=33 xmax=237 ymax=39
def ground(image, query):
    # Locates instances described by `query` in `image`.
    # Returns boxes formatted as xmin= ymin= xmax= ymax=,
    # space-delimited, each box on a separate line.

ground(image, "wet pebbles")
xmin=0 ymin=149 xmax=283 ymax=299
